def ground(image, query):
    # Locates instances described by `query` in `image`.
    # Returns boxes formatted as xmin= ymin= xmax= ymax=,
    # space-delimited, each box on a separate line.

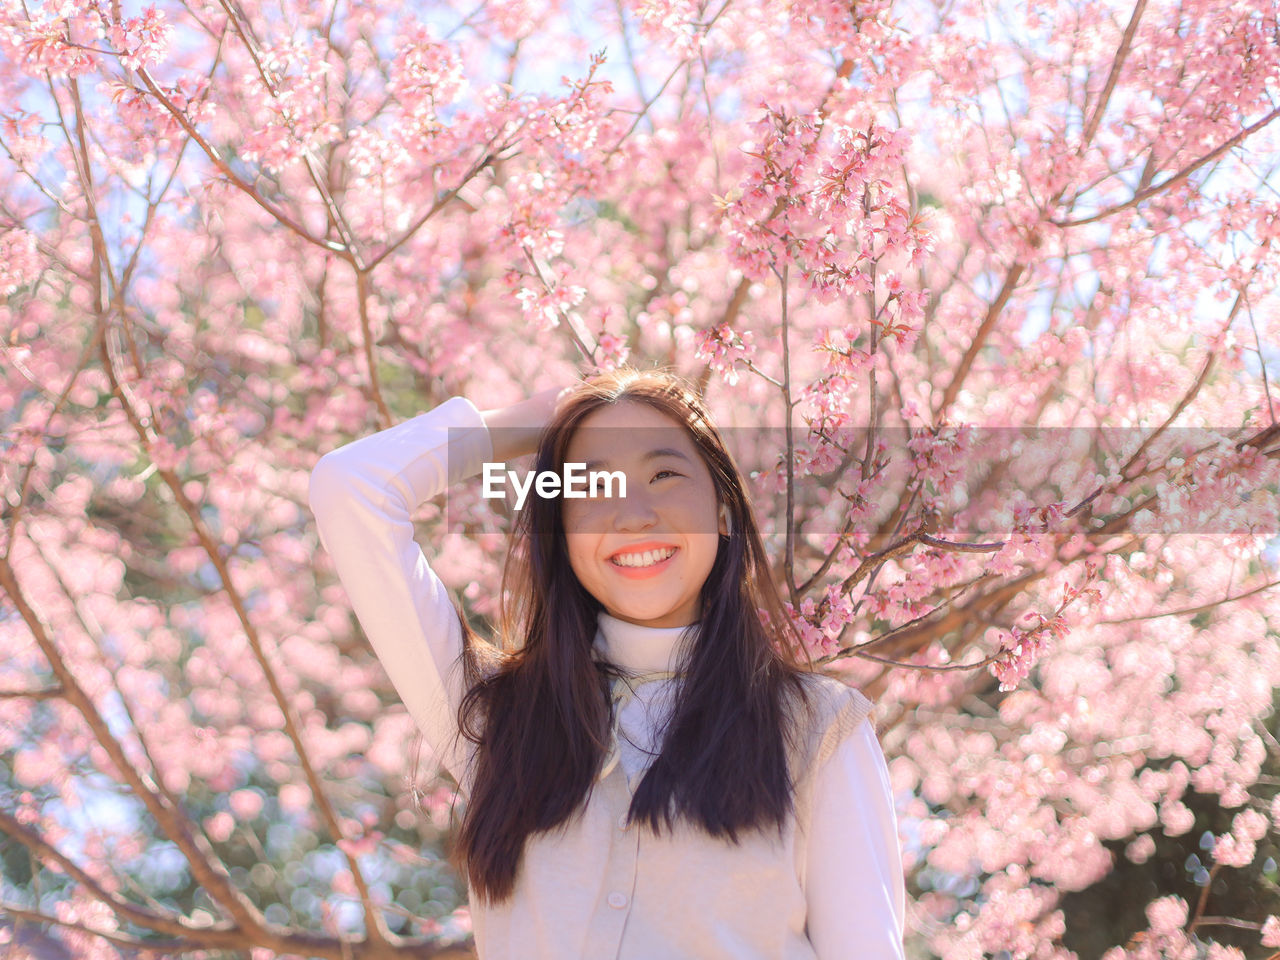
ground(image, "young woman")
xmin=308 ymin=365 xmax=906 ymax=959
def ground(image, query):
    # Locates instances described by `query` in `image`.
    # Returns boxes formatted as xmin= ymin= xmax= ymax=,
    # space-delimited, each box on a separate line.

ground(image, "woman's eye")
xmin=653 ymin=470 xmax=681 ymax=482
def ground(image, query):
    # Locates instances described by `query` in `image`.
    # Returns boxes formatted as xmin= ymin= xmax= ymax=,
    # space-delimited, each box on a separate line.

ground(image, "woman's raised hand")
xmin=480 ymin=383 xmax=578 ymax=464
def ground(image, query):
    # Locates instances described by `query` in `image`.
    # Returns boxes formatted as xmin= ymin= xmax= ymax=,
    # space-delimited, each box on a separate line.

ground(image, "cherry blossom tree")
xmin=2 ymin=0 xmax=1280 ymax=958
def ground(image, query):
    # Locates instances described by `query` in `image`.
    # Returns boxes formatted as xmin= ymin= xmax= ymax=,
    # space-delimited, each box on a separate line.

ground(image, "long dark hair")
xmin=435 ymin=365 xmax=824 ymax=906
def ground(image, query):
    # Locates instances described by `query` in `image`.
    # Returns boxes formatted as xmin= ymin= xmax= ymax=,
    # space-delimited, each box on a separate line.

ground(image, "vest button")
xmin=607 ymin=891 xmax=628 ymax=909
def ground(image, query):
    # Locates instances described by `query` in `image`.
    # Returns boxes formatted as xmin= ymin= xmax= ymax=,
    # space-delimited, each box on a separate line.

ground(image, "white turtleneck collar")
xmin=593 ymin=610 xmax=699 ymax=675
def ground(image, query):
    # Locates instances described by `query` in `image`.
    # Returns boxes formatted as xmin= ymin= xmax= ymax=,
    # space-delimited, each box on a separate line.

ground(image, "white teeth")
xmin=612 ymin=547 xmax=676 ymax=568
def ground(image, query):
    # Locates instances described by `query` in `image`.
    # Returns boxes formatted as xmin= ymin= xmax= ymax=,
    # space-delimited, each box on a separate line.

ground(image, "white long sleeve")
xmin=307 ymin=397 xmax=493 ymax=788
xmin=804 ymin=718 xmax=907 ymax=959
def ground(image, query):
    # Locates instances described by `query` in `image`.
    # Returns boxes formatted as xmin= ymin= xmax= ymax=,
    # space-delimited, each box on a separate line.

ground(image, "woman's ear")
xmin=718 ymin=502 xmax=732 ymax=537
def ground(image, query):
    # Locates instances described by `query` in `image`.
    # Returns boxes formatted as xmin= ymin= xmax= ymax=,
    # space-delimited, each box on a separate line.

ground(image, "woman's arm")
xmin=803 ymin=718 xmax=908 ymax=959
xmin=307 ymin=386 xmax=569 ymax=787
xmin=308 ymin=397 xmax=492 ymax=787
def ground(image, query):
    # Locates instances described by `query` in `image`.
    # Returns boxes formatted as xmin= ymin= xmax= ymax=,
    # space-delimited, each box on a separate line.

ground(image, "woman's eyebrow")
xmin=581 ymin=448 xmax=693 ymax=471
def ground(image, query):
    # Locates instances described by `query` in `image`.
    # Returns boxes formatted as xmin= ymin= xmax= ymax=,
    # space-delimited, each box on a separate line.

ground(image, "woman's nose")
xmin=612 ymin=487 xmax=659 ymax=530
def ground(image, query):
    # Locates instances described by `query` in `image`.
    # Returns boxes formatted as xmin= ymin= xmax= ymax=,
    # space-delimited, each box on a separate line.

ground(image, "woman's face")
xmin=561 ymin=399 xmax=727 ymax=628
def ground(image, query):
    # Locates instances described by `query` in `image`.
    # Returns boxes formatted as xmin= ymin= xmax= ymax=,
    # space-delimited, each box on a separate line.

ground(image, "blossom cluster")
xmin=514 ymin=279 xmax=586 ymax=332
xmin=238 ymin=37 xmax=342 ymax=174
xmin=693 ymin=320 xmax=756 ymax=385
xmin=0 ymin=229 xmax=41 ymax=296
xmin=105 ymin=5 xmax=171 ymax=71
xmin=388 ymin=23 xmax=468 ymax=123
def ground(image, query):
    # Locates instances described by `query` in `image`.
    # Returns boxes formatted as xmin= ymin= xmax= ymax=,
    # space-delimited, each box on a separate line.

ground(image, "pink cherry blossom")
xmin=1261 ymin=916 xmax=1280 ymax=949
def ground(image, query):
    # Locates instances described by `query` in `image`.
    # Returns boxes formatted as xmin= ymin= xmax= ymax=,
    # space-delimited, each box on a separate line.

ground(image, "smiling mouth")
xmin=610 ymin=546 xmax=678 ymax=568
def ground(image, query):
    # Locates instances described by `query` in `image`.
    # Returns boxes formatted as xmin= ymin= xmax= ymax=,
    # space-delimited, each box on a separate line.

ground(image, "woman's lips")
xmin=608 ymin=547 xmax=678 ymax=580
